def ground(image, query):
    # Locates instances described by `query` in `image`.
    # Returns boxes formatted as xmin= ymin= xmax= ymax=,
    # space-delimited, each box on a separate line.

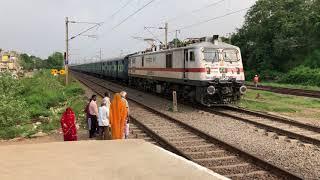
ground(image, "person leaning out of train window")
xmin=253 ymin=75 xmax=259 ymax=88
xmin=120 ymin=91 xmax=130 ymax=139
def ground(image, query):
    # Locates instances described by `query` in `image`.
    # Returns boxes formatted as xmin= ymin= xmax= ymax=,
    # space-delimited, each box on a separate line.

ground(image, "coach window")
xmin=189 ymin=51 xmax=195 ymax=61
xmin=166 ymin=53 xmax=173 ymax=68
xmin=142 ymin=56 xmax=144 ymax=67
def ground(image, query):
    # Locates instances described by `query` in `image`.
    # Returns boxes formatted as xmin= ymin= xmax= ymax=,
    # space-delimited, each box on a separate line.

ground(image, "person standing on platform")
xmin=98 ymin=98 xmax=111 ymax=140
xmin=103 ymin=92 xmax=111 ymax=105
xmin=89 ymin=95 xmax=99 ymax=138
xmin=60 ymin=108 xmax=77 ymax=141
xmin=120 ymin=91 xmax=130 ymax=139
xmin=84 ymin=97 xmax=92 ymax=137
xmin=253 ymin=75 xmax=259 ymax=88
xmin=109 ymin=93 xmax=128 ymax=139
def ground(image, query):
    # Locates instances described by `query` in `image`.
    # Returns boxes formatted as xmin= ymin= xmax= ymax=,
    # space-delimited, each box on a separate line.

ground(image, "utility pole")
xmin=164 ymin=22 xmax=168 ymax=48
xmin=174 ymin=29 xmax=180 ymax=48
xmin=64 ymin=18 xmax=100 ymax=85
xmin=99 ymin=48 xmax=102 ymax=61
xmin=145 ymin=22 xmax=169 ymax=49
xmin=65 ymin=17 xmax=69 ymax=85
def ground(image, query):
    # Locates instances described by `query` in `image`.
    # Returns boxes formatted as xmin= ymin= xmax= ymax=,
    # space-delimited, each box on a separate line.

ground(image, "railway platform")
xmin=0 ymin=139 xmax=228 ymax=180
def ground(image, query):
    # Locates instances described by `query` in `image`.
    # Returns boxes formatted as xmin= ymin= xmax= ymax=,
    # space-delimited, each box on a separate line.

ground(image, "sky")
xmin=0 ymin=0 xmax=257 ymax=62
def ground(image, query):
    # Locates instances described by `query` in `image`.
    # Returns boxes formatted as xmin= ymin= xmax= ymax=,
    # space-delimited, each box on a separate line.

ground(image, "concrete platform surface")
xmin=0 ymin=139 xmax=228 ymax=180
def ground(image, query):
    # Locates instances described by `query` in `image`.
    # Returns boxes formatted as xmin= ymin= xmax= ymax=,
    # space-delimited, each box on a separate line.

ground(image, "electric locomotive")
xmin=71 ymin=35 xmax=247 ymax=106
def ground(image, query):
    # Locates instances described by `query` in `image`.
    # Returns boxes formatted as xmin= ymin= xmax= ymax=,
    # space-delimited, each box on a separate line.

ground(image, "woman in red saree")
xmin=60 ymin=108 xmax=77 ymax=141
xmin=109 ymin=93 xmax=128 ymax=139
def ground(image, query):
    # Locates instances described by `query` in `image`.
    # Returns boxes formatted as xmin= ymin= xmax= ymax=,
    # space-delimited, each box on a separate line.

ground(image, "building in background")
xmin=0 ymin=50 xmax=20 ymax=72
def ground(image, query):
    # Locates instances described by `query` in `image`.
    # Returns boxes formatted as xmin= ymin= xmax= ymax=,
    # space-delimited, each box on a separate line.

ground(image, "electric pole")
xmin=64 ymin=18 xmax=101 ymax=85
xmin=164 ymin=22 xmax=168 ymax=48
xmin=174 ymin=29 xmax=181 ymax=48
xmin=65 ymin=17 xmax=69 ymax=85
xmin=144 ymin=22 xmax=169 ymax=49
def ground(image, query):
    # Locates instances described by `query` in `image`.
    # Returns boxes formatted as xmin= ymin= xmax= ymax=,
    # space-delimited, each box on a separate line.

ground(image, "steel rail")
xmin=72 ymin=71 xmax=303 ymax=179
xmin=247 ymin=84 xmax=320 ymax=99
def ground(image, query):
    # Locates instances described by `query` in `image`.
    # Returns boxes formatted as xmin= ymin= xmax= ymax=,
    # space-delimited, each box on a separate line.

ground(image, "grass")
xmin=238 ymin=89 xmax=320 ymax=120
xmin=246 ymin=81 xmax=320 ymax=91
xmin=0 ymin=70 xmax=86 ymax=139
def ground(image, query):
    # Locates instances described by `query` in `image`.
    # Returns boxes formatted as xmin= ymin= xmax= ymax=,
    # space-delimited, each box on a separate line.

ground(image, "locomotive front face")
xmin=196 ymin=46 xmax=246 ymax=106
xmin=200 ymin=47 xmax=245 ymax=82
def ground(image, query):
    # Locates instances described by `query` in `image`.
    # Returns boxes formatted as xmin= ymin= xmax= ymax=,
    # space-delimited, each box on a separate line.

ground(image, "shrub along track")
xmin=247 ymin=84 xmax=320 ymax=99
xmin=72 ymin=71 xmax=302 ymax=180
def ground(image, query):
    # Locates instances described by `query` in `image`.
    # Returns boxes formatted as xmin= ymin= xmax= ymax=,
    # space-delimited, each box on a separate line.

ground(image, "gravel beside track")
xmin=131 ymin=104 xmax=283 ymax=179
xmin=208 ymin=106 xmax=320 ymax=146
xmin=72 ymin=71 xmax=320 ymax=179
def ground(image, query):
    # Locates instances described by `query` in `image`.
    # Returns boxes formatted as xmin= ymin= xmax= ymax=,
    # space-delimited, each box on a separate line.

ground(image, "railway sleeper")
xmin=188 ymin=150 xmax=232 ymax=159
xmin=210 ymin=163 xmax=260 ymax=176
xmin=170 ymin=140 xmax=211 ymax=147
xmin=226 ymin=170 xmax=272 ymax=180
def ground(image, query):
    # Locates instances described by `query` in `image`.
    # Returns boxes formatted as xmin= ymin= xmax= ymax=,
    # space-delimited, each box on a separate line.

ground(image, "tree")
xmin=45 ymin=52 xmax=64 ymax=69
xmin=231 ymin=0 xmax=320 ymax=79
xmin=20 ymin=54 xmax=45 ymax=70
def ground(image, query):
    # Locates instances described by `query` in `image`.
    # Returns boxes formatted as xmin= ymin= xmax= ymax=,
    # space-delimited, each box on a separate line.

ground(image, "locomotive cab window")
xmin=203 ymin=48 xmax=219 ymax=62
xmin=223 ymin=49 xmax=239 ymax=62
xmin=166 ymin=53 xmax=173 ymax=68
xmin=189 ymin=51 xmax=195 ymax=61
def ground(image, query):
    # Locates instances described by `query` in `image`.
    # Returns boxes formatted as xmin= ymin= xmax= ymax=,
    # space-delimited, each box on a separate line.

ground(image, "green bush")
xmin=279 ymin=66 xmax=320 ymax=86
xmin=245 ymin=69 xmax=284 ymax=81
xmin=0 ymin=73 xmax=29 ymax=128
xmin=0 ymin=70 xmax=86 ymax=139
xmin=304 ymin=49 xmax=320 ymax=69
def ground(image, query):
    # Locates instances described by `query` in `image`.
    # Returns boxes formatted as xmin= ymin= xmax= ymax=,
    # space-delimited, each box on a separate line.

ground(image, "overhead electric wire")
xmin=175 ymin=7 xmax=250 ymax=31
xmin=133 ymin=0 xmax=227 ymax=43
xmin=145 ymin=28 xmax=163 ymax=43
xmin=69 ymin=23 xmax=101 ymax=40
xmin=112 ymin=0 xmax=156 ymax=30
xmin=165 ymin=0 xmax=226 ymax=23
xmin=109 ymin=0 xmax=133 ymax=19
xmin=149 ymin=6 xmax=250 ymax=40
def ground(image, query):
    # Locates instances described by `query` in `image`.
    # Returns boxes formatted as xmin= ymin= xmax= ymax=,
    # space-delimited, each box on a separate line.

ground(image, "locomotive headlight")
xmin=240 ymin=86 xmax=247 ymax=94
xmin=207 ymin=86 xmax=216 ymax=95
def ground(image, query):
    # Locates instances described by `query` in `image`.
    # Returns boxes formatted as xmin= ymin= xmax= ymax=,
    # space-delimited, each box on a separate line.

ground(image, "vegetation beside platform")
xmin=0 ymin=70 xmax=86 ymax=139
xmin=239 ymin=89 xmax=320 ymax=120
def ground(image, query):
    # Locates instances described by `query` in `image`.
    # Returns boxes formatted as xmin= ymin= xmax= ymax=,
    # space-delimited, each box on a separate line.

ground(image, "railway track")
xmin=247 ymin=84 xmax=320 ymax=99
xmin=73 ymin=71 xmax=320 ymax=148
xmin=73 ymin=71 xmax=302 ymax=179
xmin=206 ymin=106 xmax=320 ymax=147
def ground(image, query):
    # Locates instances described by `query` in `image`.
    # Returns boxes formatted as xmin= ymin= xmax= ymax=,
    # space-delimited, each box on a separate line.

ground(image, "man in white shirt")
xmin=98 ymin=98 xmax=111 ymax=140
xmin=89 ymin=95 xmax=99 ymax=138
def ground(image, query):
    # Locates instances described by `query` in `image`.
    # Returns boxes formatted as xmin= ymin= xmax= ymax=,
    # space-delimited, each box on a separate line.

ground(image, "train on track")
xmin=71 ymin=35 xmax=247 ymax=106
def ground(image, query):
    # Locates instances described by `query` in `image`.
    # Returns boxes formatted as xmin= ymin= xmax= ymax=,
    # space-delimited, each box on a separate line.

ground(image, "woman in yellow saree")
xmin=109 ymin=93 xmax=128 ymax=139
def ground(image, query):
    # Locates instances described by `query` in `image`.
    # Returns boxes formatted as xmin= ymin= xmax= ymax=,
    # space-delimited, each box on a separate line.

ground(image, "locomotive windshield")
xmin=203 ymin=48 xmax=219 ymax=62
xmin=222 ymin=49 xmax=239 ymax=62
